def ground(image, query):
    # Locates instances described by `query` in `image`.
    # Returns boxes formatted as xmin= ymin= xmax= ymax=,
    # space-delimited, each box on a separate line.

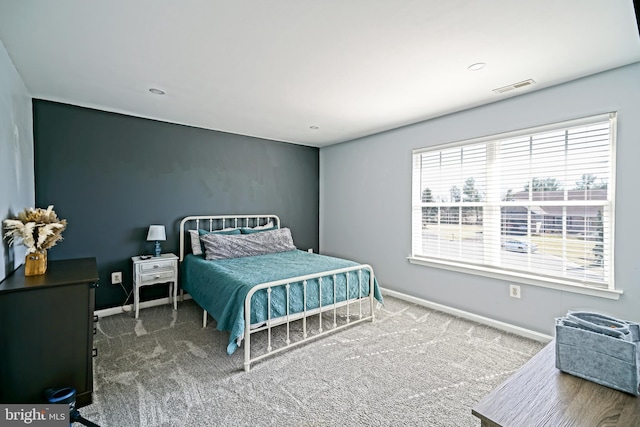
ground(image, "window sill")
xmin=407 ymin=256 xmax=622 ymax=300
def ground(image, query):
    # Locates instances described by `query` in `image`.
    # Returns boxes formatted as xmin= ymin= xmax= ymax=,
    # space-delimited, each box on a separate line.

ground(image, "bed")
xmin=179 ymin=214 xmax=383 ymax=371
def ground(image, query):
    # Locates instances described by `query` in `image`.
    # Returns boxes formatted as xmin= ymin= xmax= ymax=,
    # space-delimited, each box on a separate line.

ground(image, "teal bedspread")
xmin=181 ymin=250 xmax=383 ymax=355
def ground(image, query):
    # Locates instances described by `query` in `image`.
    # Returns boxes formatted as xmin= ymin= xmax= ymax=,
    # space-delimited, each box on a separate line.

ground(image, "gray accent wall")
xmin=320 ymin=62 xmax=640 ymax=336
xmin=34 ymin=101 xmax=319 ymax=309
xmin=0 ymin=40 xmax=34 ymax=282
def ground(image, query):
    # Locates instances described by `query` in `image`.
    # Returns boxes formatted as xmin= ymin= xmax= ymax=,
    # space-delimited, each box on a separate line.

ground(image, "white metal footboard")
xmin=242 ymin=264 xmax=376 ymax=372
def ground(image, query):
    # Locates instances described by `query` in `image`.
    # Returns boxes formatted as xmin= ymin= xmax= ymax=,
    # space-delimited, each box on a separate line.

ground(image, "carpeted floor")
xmin=80 ymin=295 xmax=544 ymax=427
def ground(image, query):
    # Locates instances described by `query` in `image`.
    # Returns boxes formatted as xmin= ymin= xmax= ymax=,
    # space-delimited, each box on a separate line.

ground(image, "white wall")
xmin=320 ymin=62 xmax=640 ymax=336
xmin=0 ymin=39 xmax=34 ymax=281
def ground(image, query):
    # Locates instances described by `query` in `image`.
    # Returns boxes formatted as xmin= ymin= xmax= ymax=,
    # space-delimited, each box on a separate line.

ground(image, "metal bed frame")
xmin=179 ymin=214 xmax=377 ymax=371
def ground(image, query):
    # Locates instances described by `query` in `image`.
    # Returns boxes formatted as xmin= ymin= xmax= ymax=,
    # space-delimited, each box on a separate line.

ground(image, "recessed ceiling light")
xmin=468 ymin=63 xmax=486 ymax=71
xmin=309 ymin=126 xmax=319 ymax=130
xmin=149 ymin=88 xmax=166 ymax=95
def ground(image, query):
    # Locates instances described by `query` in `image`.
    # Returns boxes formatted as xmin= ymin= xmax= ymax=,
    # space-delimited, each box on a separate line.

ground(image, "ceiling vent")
xmin=493 ymin=79 xmax=536 ymax=94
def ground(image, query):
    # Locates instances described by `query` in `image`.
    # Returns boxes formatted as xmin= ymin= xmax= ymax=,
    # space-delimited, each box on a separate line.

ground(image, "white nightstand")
xmin=131 ymin=253 xmax=179 ymax=319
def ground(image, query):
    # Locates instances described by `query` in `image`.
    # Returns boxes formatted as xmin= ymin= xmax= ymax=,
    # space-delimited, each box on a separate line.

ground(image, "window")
xmin=411 ymin=113 xmax=616 ymax=293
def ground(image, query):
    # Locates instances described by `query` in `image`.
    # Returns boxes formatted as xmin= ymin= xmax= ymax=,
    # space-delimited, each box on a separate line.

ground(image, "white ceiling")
xmin=0 ymin=1 xmax=638 ymax=147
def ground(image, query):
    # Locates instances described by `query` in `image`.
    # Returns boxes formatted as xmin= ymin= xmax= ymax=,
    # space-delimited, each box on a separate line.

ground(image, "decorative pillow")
xmin=240 ymin=221 xmax=277 ymax=234
xmin=189 ymin=228 xmax=241 ymax=256
xmin=201 ymin=227 xmax=296 ymax=260
xmin=198 ymin=228 xmax=241 ymax=236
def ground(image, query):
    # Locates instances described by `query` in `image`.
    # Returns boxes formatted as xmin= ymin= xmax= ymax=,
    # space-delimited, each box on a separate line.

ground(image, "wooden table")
xmin=472 ymin=341 xmax=640 ymax=426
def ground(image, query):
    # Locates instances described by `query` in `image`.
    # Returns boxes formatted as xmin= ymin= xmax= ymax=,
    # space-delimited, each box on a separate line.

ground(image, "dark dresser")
xmin=0 ymin=257 xmax=98 ymax=407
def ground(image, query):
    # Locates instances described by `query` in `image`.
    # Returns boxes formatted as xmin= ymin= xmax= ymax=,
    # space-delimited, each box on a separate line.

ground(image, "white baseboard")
xmin=380 ymin=287 xmax=553 ymax=343
xmin=95 ymin=294 xmax=193 ymax=318
xmin=96 ymin=288 xmax=553 ymax=343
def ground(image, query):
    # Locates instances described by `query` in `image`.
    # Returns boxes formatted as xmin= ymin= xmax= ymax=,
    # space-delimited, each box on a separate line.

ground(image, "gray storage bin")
xmin=555 ymin=311 xmax=640 ymax=396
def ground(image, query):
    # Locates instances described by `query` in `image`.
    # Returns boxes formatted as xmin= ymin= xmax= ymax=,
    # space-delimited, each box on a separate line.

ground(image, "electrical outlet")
xmin=111 ymin=271 xmax=122 ymax=285
xmin=509 ymin=284 xmax=521 ymax=299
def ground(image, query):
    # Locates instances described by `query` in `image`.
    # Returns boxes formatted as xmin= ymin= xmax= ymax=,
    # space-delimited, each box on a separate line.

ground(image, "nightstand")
xmin=131 ymin=253 xmax=178 ymax=318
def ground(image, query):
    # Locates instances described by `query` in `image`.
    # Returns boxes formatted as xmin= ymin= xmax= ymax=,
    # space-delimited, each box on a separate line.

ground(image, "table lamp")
xmin=146 ymin=225 xmax=166 ymax=257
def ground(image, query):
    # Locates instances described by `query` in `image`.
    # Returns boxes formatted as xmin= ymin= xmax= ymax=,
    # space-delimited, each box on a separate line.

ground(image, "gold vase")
xmin=25 ymin=250 xmax=47 ymax=276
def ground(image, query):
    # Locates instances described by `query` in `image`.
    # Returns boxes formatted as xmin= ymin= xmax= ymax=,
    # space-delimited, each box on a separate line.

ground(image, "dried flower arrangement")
xmin=3 ymin=205 xmax=67 ymax=253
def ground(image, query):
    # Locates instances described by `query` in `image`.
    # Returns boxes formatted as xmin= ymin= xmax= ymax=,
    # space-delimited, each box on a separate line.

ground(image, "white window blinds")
xmin=411 ymin=113 xmax=616 ymax=290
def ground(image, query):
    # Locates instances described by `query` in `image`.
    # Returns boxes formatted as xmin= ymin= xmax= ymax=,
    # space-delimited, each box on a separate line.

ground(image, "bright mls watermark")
xmin=0 ymin=405 xmax=67 ymax=426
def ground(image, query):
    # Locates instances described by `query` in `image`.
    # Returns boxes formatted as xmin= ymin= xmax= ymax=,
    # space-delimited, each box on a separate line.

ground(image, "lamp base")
xmin=154 ymin=241 xmax=161 ymax=257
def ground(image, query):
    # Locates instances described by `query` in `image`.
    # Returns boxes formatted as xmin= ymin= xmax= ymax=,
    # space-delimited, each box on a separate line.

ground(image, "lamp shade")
xmin=146 ymin=225 xmax=166 ymax=241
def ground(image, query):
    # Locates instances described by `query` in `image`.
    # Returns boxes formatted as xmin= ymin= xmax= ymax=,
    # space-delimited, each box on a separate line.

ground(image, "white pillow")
xmin=189 ymin=230 xmax=202 ymax=256
xmin=252 ymin=221 xmax=274 ymax=230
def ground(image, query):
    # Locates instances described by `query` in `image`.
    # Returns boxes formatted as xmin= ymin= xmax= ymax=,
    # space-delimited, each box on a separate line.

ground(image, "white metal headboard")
xmin=179 ymin=214 xmax=281 ymax=261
